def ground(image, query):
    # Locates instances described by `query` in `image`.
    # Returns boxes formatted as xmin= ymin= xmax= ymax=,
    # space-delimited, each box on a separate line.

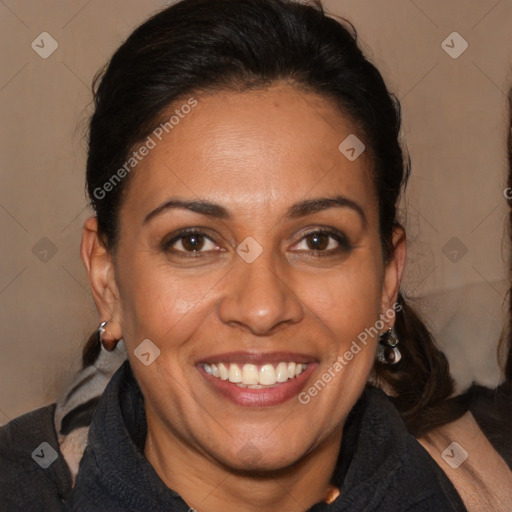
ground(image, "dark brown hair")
xmin=82 ymin=0 xmax=455 ymax=434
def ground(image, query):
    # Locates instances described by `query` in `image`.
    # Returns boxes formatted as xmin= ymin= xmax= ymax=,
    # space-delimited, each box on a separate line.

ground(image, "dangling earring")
xmin=97 ymin=320 xmax=120 ymax=352
xmin=377 ymin=327 xmax=401 ymax=364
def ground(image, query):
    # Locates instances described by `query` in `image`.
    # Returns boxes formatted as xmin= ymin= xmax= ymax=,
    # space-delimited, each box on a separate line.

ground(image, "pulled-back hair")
xmin=83 ymin=0 xmax=454 ymax=434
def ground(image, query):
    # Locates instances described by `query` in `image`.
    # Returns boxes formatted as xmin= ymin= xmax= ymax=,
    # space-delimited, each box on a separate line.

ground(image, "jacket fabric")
xmin=0 ymin=403 xmax=72 ymax=511
xmin=1 ymin=361 xmax=467 ymax=511
xmin=469 ymin=381 xmax=512 ymax=469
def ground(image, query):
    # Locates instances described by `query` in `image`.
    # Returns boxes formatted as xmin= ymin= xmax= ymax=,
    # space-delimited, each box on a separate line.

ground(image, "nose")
xmin=218 ymin=255 xmax=304 ymax=336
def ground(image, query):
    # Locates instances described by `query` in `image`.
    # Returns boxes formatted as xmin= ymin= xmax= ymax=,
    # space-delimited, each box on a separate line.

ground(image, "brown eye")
xmin=305 ymin=233 xmax=329 ymax=251
xmin=291 ymin=229 xmax=351 ymax=255
xmin=164 ymin=231 xmax=219 ymax=254
xmin=181 ymin=233 xmax=206 ymax=251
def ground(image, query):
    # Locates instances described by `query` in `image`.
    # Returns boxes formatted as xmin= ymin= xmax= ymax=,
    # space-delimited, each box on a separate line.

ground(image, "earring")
xmin=377 ymin=327 xmax=401 ymax=365
xmin=97 ymin=320 xmax=120 ymax=352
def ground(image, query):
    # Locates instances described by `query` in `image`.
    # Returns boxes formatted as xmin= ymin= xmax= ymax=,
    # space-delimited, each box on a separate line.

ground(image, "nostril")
xmin=217 ymin=270 xmax=304 ymax=335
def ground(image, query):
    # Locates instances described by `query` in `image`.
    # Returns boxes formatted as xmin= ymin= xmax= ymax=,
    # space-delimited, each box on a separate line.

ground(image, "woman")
xmin=0 ymin=0 xmax=466 ymax=510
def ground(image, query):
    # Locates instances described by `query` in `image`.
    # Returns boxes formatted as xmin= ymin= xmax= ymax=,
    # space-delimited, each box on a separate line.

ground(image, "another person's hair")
xmin=81 ymin=0 xmax=454 ymax=435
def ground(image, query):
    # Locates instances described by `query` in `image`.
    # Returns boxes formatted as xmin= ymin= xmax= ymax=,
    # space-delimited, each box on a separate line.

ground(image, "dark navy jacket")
xmin=0 ymin=403 xmax=71 ymax=511
xmin=1 ymin=362 xmax=466 ymax=511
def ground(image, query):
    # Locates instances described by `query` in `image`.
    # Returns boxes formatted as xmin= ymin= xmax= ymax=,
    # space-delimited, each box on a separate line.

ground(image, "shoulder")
xmin=395 ymin=429 xmax=467 ymax=511
xmin=0 ymin=404 xmax=72 ymax=512
xmin=419 ymin=411 xmax=512 ymax=512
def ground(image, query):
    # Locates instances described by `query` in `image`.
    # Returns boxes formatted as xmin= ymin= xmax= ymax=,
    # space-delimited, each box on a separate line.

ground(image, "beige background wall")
xmin=1 ymin=0 xmax=511 ymax=424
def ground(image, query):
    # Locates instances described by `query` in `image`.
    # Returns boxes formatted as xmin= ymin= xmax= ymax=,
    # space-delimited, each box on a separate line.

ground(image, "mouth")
xmin=202 ymin=361 xmax=308 ymax=387
xmin=196 ymin=352 xmax=317 ymax=407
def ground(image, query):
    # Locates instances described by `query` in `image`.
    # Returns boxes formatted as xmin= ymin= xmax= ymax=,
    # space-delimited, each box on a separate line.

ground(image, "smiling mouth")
xmin=201 ymin=362 xmax=309 ymax=388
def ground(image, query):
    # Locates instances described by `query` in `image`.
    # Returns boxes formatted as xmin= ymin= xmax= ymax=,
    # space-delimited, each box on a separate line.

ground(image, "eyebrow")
xmin=143 ymin=195 xmax=367 ymax=226
xmin=144 ymin=199 xmax=231 ymax=224
xmin=287 ymin=196 xmax=367 ymax=226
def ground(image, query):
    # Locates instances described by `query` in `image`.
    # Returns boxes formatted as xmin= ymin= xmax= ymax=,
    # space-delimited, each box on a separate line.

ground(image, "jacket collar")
xmin=70 ymin=361 xmax=460 ymax=511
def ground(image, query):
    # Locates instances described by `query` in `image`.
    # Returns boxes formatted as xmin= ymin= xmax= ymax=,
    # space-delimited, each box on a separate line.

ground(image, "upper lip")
xmin=196 ymin=351 xmax=318 ymax=365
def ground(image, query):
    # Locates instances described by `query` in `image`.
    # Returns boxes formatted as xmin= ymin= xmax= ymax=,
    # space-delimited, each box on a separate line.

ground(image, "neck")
xmin=144 ymin=417 xmax=342 ymax=512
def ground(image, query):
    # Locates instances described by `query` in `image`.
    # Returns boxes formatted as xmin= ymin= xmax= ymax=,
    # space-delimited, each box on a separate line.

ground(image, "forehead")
xmin=123 ymin=84 xmax=376 ymax=220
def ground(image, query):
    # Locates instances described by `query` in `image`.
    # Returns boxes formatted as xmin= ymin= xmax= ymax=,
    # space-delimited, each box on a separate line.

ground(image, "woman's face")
xmin=100 ymin=84 xmax=404 ymax=471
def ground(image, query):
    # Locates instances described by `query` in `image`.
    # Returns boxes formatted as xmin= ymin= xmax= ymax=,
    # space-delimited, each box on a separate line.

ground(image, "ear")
xmin=80 ymin=217 xmax=123 ymax=326
xmin=380 ymin=226 xmax=406 ymax=321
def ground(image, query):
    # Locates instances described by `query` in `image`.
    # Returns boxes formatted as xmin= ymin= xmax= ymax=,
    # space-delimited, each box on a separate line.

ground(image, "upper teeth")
xmin=202 ymin=362 xmax=308 ymax=387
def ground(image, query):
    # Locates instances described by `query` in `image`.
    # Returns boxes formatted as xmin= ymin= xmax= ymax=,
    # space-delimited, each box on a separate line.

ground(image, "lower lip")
xmin=198 ymin=364 xmax=317 ymax=407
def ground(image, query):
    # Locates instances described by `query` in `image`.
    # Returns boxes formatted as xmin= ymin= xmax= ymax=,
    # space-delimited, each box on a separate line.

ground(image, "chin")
xmin=212 ymin=437 xmax=314 ymax=474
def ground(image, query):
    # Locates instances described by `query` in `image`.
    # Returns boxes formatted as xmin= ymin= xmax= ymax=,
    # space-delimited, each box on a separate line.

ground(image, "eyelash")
xmin=292 ymin=228 xmax=352 ymax=257
xmin=161 ymin=228 xmax=220 ymax=256
xmin=161 ymin=228 xmax=352 ymax=257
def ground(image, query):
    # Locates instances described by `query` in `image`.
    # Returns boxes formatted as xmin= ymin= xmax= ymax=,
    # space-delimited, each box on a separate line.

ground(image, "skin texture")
xmin=419 ymin=412 xmax=512 ymax=512
xmin=81 ymin=84 xmax=406 ymax=512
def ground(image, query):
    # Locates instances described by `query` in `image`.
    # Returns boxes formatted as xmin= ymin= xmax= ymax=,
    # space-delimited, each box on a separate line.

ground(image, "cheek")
xmin=116 ymin=266 xmax=222 ymax=407
xmin=295 ymin=259 xmax=383 ymax=341
xmin=116 ymin=256 xmax=226 ymax=347
xmin=117 ymin=245 xmax=384 ymax=349
xmin=293 ymin=262 xmax=383 ymax=421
